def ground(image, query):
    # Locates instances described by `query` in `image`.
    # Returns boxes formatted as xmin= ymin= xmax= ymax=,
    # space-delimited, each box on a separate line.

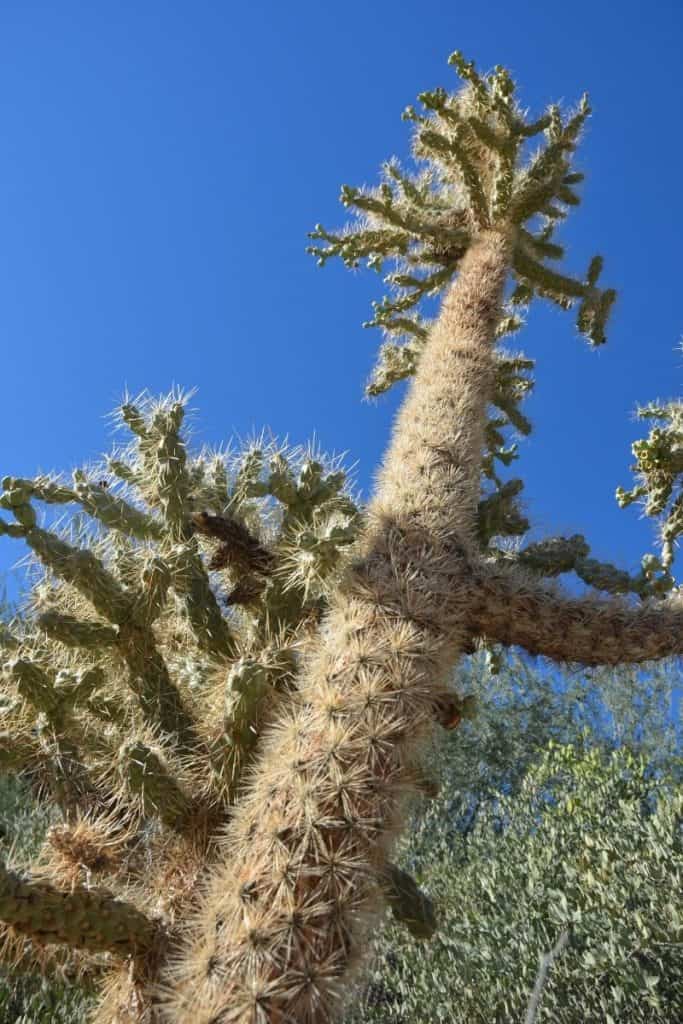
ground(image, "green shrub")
xmin=347 ymin=740 xmax=682 ymax=1023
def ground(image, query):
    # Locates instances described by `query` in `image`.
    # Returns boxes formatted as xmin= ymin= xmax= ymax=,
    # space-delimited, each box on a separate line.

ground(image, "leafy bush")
xmin=347 ymin=738 xmax=682 ymax=1023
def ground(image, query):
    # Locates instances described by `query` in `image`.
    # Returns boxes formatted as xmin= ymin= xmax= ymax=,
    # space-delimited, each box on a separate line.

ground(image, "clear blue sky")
xmin=1 ymin=0 xmax=682 ymax=594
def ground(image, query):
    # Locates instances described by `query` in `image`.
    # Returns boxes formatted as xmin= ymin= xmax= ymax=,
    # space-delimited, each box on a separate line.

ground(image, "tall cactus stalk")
xmin=1 ymin=51 xmax=683 ymax=1024
xmin=161 ymin=231 xmax=512 ymax=1021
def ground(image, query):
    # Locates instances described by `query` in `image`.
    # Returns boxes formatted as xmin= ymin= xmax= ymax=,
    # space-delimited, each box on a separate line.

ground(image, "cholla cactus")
xmin=1 ymin=51 xmax=682 ymax=1024
xmin=0 ymin=402 xmax=363 ymax=1018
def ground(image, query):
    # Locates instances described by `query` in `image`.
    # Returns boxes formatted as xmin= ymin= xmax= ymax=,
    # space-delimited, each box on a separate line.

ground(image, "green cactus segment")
xmin=512 ymin=244 xmax=615 ymax=346
xmin=108 ymin=457 xmax=140 ymax=486
xmin=147 ymin=402 xmax=192 ymax=539
xmin=117 ymin=395 xmax=196 ymax=539
xmin=265 ymin=457 xmax=360 ymax=617
xmin=1 ymin=475 xmax=74 ymax=505
xmin=380 ymin=862 xmax=438 ymax=940
xmin=119 ymin=623 xmax=199 ymax=747
xmin=617 ymin=401 xmax=683 ymax=572
xmin=36 ymin=606 xmax=196 ymax=746
xmin=57 ymin=666 xmax=105 ymax=704
xmin=38 ymin=611 xmax=120 ymax=648
xmin=1 ymin=473 xmax=162 ymax=541
xmin=269 ymin=456 xmax=352 ymax=530
xmin=10 ymin=660 xmax=107 ymax=730
xmin=223 ymin=659 xmax=271 ymax=755
xmin=11 ymin=660 xmax=62 ymax=718
xmin=0 ymin=483 xmax=37 ymax=529
xmin=23 ymin=527 xmax=133 ymax=624
xmin=168 ymin=542 xmax=236 ymax=658
xmin=6 ymin=663 xmax=98 ymax=804
xmin=477 ymin=480 xmax=528 ymax=546
xmin=132 ymin=553 xmax=172 ymax=624
xmin=0 ymin=860 xmax=158 ymax=956
xmin=0 ymin=517 xmax=26 ymax=538
xmin=120 ymin=401 xmax=148 ymax=439
xmin=229 ymin=447 xmax=269 ymax=505
xmin=499 ymin=534 xmax=675 ymax=599
xmin=211 ymin=652 xmax=297 ymax=801
xmin=0 ymin=676 xmax=96 ymax=807
xmin=118 ymin=741 xmax=189 ymax=831
xmin=217 ymin=452 xmax=362 ymax=633
xmin=71 ymin=472 xmax=163 ymax=540
xmin=37 ymin=614 xmax=197 ymax=746
xmin=490 ymin=352 xmax=533 ymax=439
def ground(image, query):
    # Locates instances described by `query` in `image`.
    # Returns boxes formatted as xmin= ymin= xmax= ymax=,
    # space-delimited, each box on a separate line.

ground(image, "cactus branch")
xmin=0 ymin=861 xmax=159 ymax=957
xmin=168 ymin=542 xmax=237 ymax=659
xmin=118 ymin=623 xmax=200 ymax=747
xmin=467 ymin=562 xmax=683 ymax=664
xmin=25 ymin=528 xmax=133 ymax=624
xmin=37 ymin=611 xmax=120 ymax=648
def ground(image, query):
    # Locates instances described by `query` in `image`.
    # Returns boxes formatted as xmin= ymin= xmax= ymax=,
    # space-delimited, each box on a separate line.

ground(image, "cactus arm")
xmin=10 ymin=659 xmax=62 ymax=719
xmin=37 ymin=611 xmax=120 ymax=647
xmin=0 ymin=861 xmax=158 ymax=957
xmin=24 ymin=528 xmax=133 ymax=624
xmin=466 ymin=562 xmax=683 ymax=665
xmin=7 ymin=659 xmax=105 ymax=811
xmin=144 ymin=400 xmax=192 ymax=540
xmin=209 ymin=652 xmax=297 ymax=804
xmin=117 ymin=623 xmax=200 ymax=747
xmin=167 ymin=541 xmax=237 ymax=658
xmin=71 ymin=472 xmax=163 ymax=540
xmin=35 ymin=610 xmax=198 ymax=745
xmin=495 ymin=534 xmax=674 ymax=598
xmin=119 ymin=741 xmax=190 ymax=831
xmin=131 ymin=554 xmax=172 ymax=624
xmin=2 ymin=473 xmax=163 ymax=541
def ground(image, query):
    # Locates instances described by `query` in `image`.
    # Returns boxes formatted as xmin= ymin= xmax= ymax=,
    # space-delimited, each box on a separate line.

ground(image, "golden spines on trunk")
xmin=161 ymin=231 xmax=511 ymax=1023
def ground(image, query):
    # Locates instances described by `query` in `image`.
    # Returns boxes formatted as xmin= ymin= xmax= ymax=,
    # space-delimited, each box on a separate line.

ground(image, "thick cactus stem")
xmin=162 ymin=231 xmax=511 ymax=1022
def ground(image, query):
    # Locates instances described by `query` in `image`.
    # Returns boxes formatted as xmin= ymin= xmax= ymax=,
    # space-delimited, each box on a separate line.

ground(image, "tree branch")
xmin=525 ymin=928 xmax=570 ymax=1024
xmin=467 ymin=562 xmax=683 ymax=665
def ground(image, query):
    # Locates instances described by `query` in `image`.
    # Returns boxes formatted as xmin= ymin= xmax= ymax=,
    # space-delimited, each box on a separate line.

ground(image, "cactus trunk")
xmin=163 ymin=230 xmax=512 ymax=1022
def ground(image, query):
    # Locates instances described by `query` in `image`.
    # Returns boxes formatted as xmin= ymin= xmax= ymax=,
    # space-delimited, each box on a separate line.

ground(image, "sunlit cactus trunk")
xmin=162 ymin=231 xmax=512 ymax=1022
